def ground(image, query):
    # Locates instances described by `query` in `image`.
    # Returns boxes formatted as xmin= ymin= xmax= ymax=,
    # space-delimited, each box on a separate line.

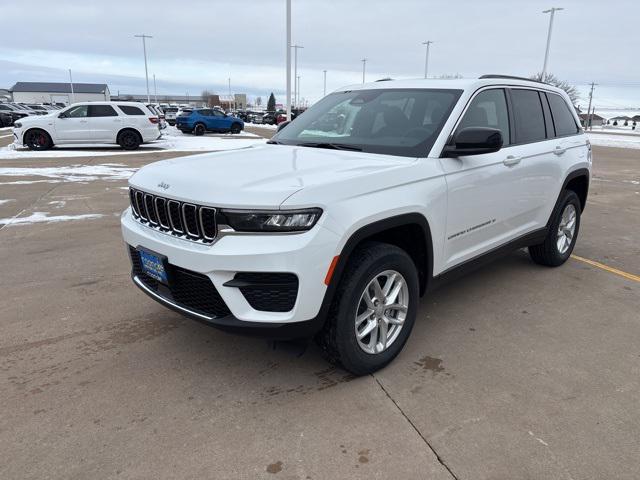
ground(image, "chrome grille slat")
xmin=129 ymin=188 xmax=217 ymax=244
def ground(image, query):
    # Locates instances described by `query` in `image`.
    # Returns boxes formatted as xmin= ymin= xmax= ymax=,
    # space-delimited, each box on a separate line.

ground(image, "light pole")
xmin=361 ymin=58 xmax=367 ymax=84
xmin=292 ymin=44 xmax=303 ymax=108
xmin=541 ymin=7 xmax=564 ymax=78
xmin=422 ymin=40 xmax=434 ymax=78
xmin=323 ymin=70 xmax=327 ymax=96
xmin=68 ymin=69 xmax=75 ymax=104
xmin=228 ymin=77 xmax=233 ymax=110
xmin=297 ymin=75 xmax=301 ymax=107
xmin=153 ymin=74 xmax=157 ymax=104
xmin=286 ymin=0 xmax=291 ymax=120
xmin=134 ymin=33 xmax=153 ymax=103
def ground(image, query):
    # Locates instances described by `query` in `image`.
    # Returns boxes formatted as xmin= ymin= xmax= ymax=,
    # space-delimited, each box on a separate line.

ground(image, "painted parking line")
xmin=571 ymin=254 xmax=640 ymax=283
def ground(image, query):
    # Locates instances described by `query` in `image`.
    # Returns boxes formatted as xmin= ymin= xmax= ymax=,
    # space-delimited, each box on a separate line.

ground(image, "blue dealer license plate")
xmin=139 ymin=249 xmax=169 ymax=284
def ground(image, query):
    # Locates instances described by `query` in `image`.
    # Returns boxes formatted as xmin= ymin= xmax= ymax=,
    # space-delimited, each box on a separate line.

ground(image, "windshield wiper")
xmin=266 ymin=139 xmax=282 ymax=144
xmin=297 ymin=142 xmax=363 ymax=151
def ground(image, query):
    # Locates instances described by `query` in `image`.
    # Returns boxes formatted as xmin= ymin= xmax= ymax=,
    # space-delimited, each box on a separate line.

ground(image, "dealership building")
xmin=10 ymin=82 xmax=110 ymax=105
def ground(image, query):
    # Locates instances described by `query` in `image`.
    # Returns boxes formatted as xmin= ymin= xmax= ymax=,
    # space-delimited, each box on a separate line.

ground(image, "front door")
xmin=439 ymin=88 xmax=524 ymax=270
xmin=54 ymin=104 xmax=91 ymax=142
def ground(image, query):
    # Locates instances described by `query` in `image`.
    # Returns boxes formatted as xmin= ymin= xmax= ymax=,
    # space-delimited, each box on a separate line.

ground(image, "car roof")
xmin=333 ymin=77 xmax=567 ymax=96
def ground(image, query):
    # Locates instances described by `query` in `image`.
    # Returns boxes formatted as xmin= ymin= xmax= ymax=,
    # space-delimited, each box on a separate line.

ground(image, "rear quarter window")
xmin=118 ymin=105 xmax=145 ymax=115
xmin=547 ymin=93 xmax=580 ymax=137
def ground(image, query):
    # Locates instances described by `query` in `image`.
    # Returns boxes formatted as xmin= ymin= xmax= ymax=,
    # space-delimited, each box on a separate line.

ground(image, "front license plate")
xmin=139 ymin=249 xmax=169 ymax=284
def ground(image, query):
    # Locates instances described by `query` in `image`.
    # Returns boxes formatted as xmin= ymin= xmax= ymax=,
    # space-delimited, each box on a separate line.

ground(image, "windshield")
xmin=272 ymin=88 xmax=461 ymax=157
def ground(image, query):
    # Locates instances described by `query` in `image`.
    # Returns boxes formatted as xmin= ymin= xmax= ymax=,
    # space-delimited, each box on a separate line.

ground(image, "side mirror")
xmin=442 ymin=127 xmax=503 ymax=157
xmin=58 ymin=113 xmax=67 ymax=119
xmin=277 ymin=120 xmax=291 ymax=132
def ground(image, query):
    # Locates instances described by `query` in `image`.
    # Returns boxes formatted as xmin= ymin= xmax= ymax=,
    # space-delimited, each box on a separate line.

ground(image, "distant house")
xmin=578 ymin=113 xmax=604 ymax=127
xmin=10 ymin=82 xmax=110 ymax=105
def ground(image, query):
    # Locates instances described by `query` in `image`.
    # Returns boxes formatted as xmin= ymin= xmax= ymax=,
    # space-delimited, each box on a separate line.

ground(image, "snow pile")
xmin=0 ymin=163 xmax=138 ymax=184
xmin=0 ymin=199 xmax=15 ymax=205
xmin=246 ymin=122 xmax=278 ymax=130
xmin=0 ymin=211 xmax=105 ymax=226
xmin=587 ymin=133 xmax=640 ymax=150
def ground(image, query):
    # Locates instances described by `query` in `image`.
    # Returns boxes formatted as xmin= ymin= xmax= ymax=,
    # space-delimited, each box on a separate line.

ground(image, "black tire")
xmin=529 ymin=190 xmax=581 ymax=266
xmin=193 ymin=123 xmax=206 ymax=136
xmin=117 ymin=130 xmax=141 ymax=150
xmin=230 ymin=123 xmax=242 ymax=134
xmin=316 ymin=242 xmax=419 ymax=375
xmin=24 ymin=129 xmax=53 ymax=150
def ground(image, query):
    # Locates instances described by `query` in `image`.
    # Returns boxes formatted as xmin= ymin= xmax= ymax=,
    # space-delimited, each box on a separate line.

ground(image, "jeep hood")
xmin=129 ymin=144 xmax=414 ymax=209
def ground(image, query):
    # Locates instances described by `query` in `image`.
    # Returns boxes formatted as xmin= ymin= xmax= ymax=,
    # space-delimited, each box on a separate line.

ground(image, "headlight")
xmin=13 ymin=122 xmax=22 ymax=128
xmin=222 ymin=208 xmax=322 ymax=232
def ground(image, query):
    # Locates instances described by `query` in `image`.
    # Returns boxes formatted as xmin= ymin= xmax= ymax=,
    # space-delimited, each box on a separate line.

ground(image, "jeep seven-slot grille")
xmin=129 ymin=188 xmax=217 ymax=243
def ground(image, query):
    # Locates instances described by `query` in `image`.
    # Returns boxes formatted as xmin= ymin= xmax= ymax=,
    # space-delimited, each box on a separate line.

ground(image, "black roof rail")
xmin=479 ymin=74 xmax=545 ymax=84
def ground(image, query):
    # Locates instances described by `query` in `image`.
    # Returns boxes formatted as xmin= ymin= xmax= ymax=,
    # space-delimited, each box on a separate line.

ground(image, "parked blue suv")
xmin=176 ymin=108 xmax=244 ymax=135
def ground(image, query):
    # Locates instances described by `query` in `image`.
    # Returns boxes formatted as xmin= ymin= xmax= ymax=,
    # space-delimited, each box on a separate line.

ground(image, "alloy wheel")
xmin=355 ymin=270 xmax=409 ymax=354
xmin=557 ymin=203 xmax=577 ymax=254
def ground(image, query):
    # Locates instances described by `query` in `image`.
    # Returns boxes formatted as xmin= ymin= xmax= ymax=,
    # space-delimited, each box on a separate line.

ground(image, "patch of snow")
xmin=0 ymin=211 xmax=104 ymax=226
xmin=48 ymin=200 xmax=66 ymax=208
xmin=0 ymin=129 xmax=266 ymax=159
xmin=0 ymin=164 xmax=138 ymax=182
xmin=246 ymin=122 xmax=278 ymax=130
xmin=587 ymin=133 xmax=640 ymax=150
xmin=0 ymin=199 xmax=15 ymax=205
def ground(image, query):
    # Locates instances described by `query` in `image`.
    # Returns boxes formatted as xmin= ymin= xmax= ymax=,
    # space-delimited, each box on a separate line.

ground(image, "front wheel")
xmin=529 ymin=190 xmax=581 ymax=266
xmin=24 ymin=129 xmax=53 ymax=150
xmin=316 ymin=242 xmax=419 ymax=375
xmin=230 ymin=123 xmax=242 ymax=134
xmin=193 ymin=123 xmax=206 ymax=136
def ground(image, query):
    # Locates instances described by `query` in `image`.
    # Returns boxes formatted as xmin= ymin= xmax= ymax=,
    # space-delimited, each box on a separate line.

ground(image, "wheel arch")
xmin=23 ymin=127 xmax=54 ymax=145
xmin=117 ymin=127 xmax=142 ymax=143
xmin=313 ymin=213 xmax=434 ymax=332
xmin=563 ymin=168 xmax=590 ymax=212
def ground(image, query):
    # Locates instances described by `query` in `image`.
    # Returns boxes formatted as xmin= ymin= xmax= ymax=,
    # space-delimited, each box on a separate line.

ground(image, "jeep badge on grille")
xmin=158 ymin=182 xmax=170 ymax=190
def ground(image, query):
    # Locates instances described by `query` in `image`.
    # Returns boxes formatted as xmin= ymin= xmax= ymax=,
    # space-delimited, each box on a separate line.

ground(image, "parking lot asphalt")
xmin=1 ymin=141 xmax=638 ymax=479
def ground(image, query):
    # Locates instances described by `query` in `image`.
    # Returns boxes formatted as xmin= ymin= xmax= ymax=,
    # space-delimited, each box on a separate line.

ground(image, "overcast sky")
xmin=1 ymin=0 xmax=639 ymax=108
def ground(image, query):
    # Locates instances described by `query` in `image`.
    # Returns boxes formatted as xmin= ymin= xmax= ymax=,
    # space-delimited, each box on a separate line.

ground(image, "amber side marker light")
xmin=324 ymin=256 xmax=340 ymax=285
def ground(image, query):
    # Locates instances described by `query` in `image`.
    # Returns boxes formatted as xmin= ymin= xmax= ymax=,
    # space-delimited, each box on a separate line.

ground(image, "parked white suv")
xmin=12 ymin=101 xmax=161 ymax=150
xmin=122 ymin=75 xmax=591 ymax=374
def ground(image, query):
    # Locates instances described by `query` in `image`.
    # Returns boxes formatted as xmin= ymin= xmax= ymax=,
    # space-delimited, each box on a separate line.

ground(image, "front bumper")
xmin=121 ymin=208 xmax=339 ymax=331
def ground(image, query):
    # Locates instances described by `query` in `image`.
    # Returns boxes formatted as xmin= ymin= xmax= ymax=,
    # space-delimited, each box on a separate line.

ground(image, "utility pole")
xmin=297 ymin=75 xmax=301 ymax=107
xmin=291 ymin=44 xmax=303 ymax=108
xmin=153 ymin=74 xmax=157 ymax=104
xmin=68 ymin=69 xmax=75 ymax=104
xmin=228 ymin=77 xmax=233 ymax=110
xmin=361 ymin=58 xmax=367 ymax=84
xmin=541 ymin=8 xmax=564 ymax=78
xmin=286 ymin=0 xmax=291 ymax=121
xmin=134 ymin=34 xmax=153 ymax=103
xmin=323 ymin=70 xmax=327 ymax=96
xmin=586 ymin=82 xmax=596 ymax=131
xmin=422 ymin=40 xmax=434 ymax=78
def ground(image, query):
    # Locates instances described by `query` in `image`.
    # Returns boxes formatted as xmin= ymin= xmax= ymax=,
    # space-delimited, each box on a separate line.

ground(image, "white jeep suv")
xmin=122 ymin=75 xmax=591 ymax=374
xmin=12 ymin=101 xmax=160 ymax=150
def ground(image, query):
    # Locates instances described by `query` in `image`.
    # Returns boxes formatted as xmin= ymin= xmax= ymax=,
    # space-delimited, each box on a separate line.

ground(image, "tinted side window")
xmin=457 ymin=89 xmax=510 ymax=145
xmin=547 ymin=93 xmax=579 ymax=136
xmin=89 ymin=105 xmax=118 ymax=117
xmin=511 ymin=89 xmax=546 ymax=143
xmin=118 ymin=105 xmax=145 ymax=115
xmin=199 ymin=109 xmax=213 ymax=116
xmin=213 ymin=110 xmax=225 ymax=117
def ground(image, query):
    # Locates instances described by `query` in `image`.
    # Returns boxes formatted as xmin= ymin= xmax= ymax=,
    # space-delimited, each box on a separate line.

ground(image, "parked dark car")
xmin=0 ymin=103 xmax=31 ymax=126
xmin=176 ymin=108 xmax=244 ymax=135
xmin=261 ymin=111 xmax=278 ymax=125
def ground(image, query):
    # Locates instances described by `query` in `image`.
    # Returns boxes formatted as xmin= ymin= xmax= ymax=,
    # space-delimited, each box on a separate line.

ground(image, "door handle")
xmin=503 ymin=155 xmax=521 ymax=167
xmin=553 ymin=145 xmax=566 ymax=155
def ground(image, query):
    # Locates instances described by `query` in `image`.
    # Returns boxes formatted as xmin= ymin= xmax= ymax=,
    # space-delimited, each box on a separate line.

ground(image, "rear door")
xmin=88 ymin=104 xmax=121 ymax=142
xmin=507 ymin=88 xmax=563 ymax=229
xmin=440 ymin=88 xmax=523 ymax=268
xmin=211 ymin=109 xmax=228 ymax=130
xmin=54 ymin=104 xmax=91 ymax=142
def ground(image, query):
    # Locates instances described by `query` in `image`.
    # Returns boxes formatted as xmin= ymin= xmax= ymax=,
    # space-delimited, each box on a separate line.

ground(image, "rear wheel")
xmin=24 ymin=129 xmax=52 ymax=150
xmin=230 ymin=123 xmax=242 ymax=134
xmin=117 ymin=130 xmax=141 ymax=150
xmin=193 ymin=123 xmax=206 ymax=136
xmin=529 ymin=190 xmax=581 ymax=266
xmin=316 ymin=242 xmax=418 ymax=375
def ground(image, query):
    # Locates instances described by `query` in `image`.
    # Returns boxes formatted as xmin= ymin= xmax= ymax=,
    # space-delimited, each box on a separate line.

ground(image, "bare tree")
xmin=531 ymin=72 xmax=579 ymax=105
